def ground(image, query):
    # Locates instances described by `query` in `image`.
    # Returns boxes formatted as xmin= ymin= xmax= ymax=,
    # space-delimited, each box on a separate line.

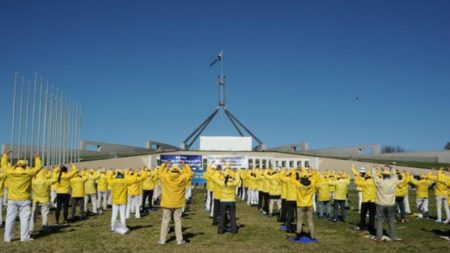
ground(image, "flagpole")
xmin=18 ymin=77 xmax=25 ymax=160
xmin=37 ymin=76 xmax=43 ymax=159
xmin=41 ymin=82 xmax=49 ymax=165
xmin=24 ymin=81 xmax=31 ymax=163
xmin=10 ymin=73 xmax=18 ymax=164
xmin=30 ymin=74 xmax=38 ymax=167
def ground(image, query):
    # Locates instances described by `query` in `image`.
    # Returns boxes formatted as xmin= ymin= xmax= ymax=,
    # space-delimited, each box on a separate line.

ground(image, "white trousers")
xmin=97 ymin=191 xmax=108 ymax=211
xmin=416 ymin=198 xmax=429 ymax=215
xmin=29 ymin=202 xmax=50 ymax=231
xmin=84 ymin=194 xmax=98 ymax=214
xmin=436 ymin=196 xmax=450 ymax=221
xmin=126 ymin=195 xmax=141 ymax=219
xmin=313 ymin=193 xmax=317 ymax=212
xmin=0 ymin=197 xmax=3 ymax=224
xmin=252 ymin=190 xmax=259 ymax=205
xmin=404 ymin=194 xmax=411 ymax=214
xmin=4 ymin=200 xmax=32 ymax=242
xmin=186 ymin=187 xmax=192 ymax=200
xmin=358 ymin=192 xmax=362 ymax=211
xmin=111 ymin=204 xmax=126 ymax=230
xmin=210 ymin=193 xmax=215 ymax=217
xmin=246 ymin=189 xmax=252 ymax=205
xmin=205 ymin=190 xmax=211 ymax=210
xmin=50 ymin=190 xmax=57 ymax=208
xmin=107 ymin=190 xmax=113 ymax=205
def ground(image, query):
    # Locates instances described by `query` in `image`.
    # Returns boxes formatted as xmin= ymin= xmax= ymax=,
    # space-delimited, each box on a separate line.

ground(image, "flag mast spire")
xmin=181 ymin=51 xmax=265 ymax=151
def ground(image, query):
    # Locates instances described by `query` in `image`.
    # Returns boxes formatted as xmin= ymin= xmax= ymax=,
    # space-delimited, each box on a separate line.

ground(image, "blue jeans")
xmin=317 ymin=201 xmax=331 ymax=218
xmin=333 ymin=200 xmax=346 ymax=221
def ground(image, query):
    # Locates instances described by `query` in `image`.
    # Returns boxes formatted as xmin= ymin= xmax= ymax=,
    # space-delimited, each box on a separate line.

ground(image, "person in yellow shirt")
xmin=0 ymin=165 xmax=5 ymax=227
xmin=331 ymin=172 xmax=350 ymax=222
xmin=316 ymin=174 xmax=332 ymax=219
xmin=142 ymin=169 xmax=157 ymax=213
xmin=83 ymin=169 xmax=100 ymax=215
xmin=96 ymin=169 xmax=109 ymax=214
xmin=70 ymin=173 xmax=88 ymax=220
xmin=355 ymin=170 xmax=377 ymax=233
xmin=395 ymin=172 xmax=408 ymax=223
xmin=429 ymin=168 xmax=450 ymax=223
xmin=409 ymin=174 xmax=433 ymax=219
xmin=291 ymin=170 xmax=317 ymax=240
xmin=280 ymin=169 xmax=297 ymax=233
xmin=29 ymin=168 xmax=57 ymax=232
xmin=266 ymin=168 xmax=282 ymax=217
xmin=53 ymin=164 xmax=78 ymax=224
xmin=211 ymin=165 xmax=240 ymax=234
xmin=126 ymin=169 xmax=146 ymax=219
xmin=157 ymin=161 xmax=193 ymax=245
xmin=1 ymin=151 xmax=42 ymax=242
xmin=108 ymin=170 xmax=142 ymax=232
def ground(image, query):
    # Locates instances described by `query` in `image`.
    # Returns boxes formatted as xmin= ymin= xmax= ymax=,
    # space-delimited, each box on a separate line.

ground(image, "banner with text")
xmin=206 ymin=155 xmax=249 ymax=169
xmin=159 ymin=155 xmax=204 ymax=184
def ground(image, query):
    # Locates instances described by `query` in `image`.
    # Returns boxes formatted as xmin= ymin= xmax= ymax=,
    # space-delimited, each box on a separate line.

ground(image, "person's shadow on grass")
xmin=128 ymin=224 xmax=152 ymax=231
xmin=32 ymin=224 xmax=76 ymax=239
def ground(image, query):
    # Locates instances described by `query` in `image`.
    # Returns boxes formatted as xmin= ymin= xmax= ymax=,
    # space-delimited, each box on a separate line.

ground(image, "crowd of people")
xmin=1 ymin=150 xmax=450 ymax=245
xmin=205 ymin=162 xmax=450 ymax=242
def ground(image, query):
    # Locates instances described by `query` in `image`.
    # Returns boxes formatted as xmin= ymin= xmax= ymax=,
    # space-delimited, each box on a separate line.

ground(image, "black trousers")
xmin=258 ymin=191 xmax=264 ymax=210
xmin=218 ymin=201 xmax=237 ymax=234
xmin=213 ymin=199 xmax=221 ymax=224
xmin=56 ymin=194 xmax=70 ymax=223
xmin=280 ymin=199 xmax=287 ymax=222
xmin=263 ymin=192 xmax=270 ymax=213
xmin=142 ymin=190 xmax=154 ymax=211
xmin=360 ymin=202 xmax=376 ymax=232
xmin=71 ymin=197 xmax=85 ymax=219
xmin=286 ymin=200 xmax=297 ymax=230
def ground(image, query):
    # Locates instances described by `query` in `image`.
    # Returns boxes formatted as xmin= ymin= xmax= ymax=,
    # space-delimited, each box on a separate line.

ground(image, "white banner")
xmin=206 ymin=155 xmax=248 ymax=169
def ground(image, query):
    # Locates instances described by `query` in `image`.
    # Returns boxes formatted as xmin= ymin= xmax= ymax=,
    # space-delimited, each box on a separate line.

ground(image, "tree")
xmin=381 ymin=145 xmax=405 ymax=154
xmin=445 ymin=142 xmax=450 ymax=150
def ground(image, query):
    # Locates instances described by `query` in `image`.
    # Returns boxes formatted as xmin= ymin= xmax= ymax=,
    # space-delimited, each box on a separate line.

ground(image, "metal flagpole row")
xmin=8 ymin=73 xmax=82 ymax=168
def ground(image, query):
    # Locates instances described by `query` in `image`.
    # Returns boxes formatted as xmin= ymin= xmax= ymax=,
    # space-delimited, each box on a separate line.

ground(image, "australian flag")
xmin=209 ymin=50 xmax=223 ymax=67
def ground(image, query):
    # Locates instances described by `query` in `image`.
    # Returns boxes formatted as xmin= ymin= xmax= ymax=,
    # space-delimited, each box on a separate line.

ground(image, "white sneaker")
xmin=435 ymin=219 xmax=442 ymax=223
xmin=157 ymin=240 xmax=166 ymax=245
xmin=443 ymin=219 xmax=450 ymax=224
xmin=21 ymin=238 xmax=34 ymax=242
xmin=417 ymin=213 xmax=423 ymax=218
xmin=177 ymin=240 xmax=186 ymax=245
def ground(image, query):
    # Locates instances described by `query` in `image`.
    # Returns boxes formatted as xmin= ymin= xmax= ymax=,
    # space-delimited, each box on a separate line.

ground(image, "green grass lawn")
xmin=1 ymin=189 xmax=449 ymax=253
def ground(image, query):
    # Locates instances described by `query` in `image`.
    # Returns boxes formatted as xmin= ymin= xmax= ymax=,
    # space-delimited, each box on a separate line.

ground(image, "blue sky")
xmin=1 ymin=0 xmax=449 ymax=151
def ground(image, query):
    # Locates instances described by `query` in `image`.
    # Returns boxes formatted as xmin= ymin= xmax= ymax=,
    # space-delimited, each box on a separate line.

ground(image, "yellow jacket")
xmin=357 ymin=177 xmax=377 ymax=203
xmin=31 ymin=170 xmax=57 ymax=204
xmin=0 ymin=168 xmax=5 ymax=197
xmin=96 ymin=173 xmax=109 ymax=192
xmin=143 ymin=169 xmax=157 ymax=190
xmin=395 ymin=176 xmax=409 ymax=197
xmin=266 ymin=171 xmax=282 ymax=196
xmin=53 ymin=165 xmax=79 ymax=194
xmin=70 ymin=175 xmax=88 ymax=198
xmin=316 ymin=177 xmax=332 ymax=202
xmin=409 ymin=176 xmax=432 ymax=199
xmin=279 ymin=170 xmax=297 ymax=201
xmin=158 ymin=163 xmax=193 ymax=209
xmin=212 ymin=169 xmax=240 ymax=202
xmin=429 ymin=170 xmax=449 ymax=197
xmin=108 ymin=175 xmax=139 ymax=205
xmin=331 ymin=178 xmax=350 ymax=200
xmin=1 ymin=154 xmax=42 ymax=201
xmin=84 ymin=171 xmax=100 ymax=195
xmin=291 ymin=171 xmax=316 ymax=207
xmin=127 ymin=172 xmax=146 ymax=196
